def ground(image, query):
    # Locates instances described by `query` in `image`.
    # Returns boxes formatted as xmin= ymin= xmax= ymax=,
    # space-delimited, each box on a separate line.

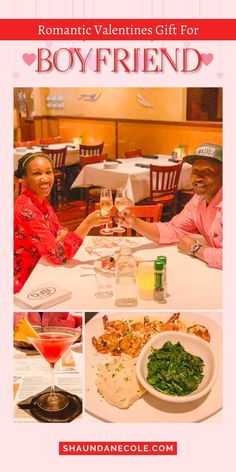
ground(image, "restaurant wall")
xmin=34 ymin=115 xmax=222 ymax=158
xmin=33 ymin=87 xmax=187 ymax=122
xmin=117 ymin=121 xmax=222 ymax=157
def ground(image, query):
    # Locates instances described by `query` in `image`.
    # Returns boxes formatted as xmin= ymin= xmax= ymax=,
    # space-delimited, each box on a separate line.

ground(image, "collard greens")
xmin=147 ymin=341 xmax=204 ymax=396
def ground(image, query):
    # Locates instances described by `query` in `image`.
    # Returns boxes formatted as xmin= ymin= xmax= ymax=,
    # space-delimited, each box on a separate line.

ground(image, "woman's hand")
xmin=55 ymin=228 xmax=69 ymax=242
xmin=84 ymin=210 xmax=112 ymax=229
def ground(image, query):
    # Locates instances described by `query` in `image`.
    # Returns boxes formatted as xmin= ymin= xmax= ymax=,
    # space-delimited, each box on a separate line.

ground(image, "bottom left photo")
xmin=13 ymin=311 xmax=83 ymax=423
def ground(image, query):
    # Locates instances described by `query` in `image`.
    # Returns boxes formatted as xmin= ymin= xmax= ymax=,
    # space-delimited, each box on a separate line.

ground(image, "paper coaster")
xmin=17 ymin=386 xmax=83 ymax=423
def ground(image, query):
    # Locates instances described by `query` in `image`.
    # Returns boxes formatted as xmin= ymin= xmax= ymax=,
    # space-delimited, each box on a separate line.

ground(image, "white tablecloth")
xmin=71 ymin=156 xmax=192 ymax=204
xmin=14 ymin=236 xmax=222 ymax=311
xmin=14 ymin=143 xmax=81 ymax=171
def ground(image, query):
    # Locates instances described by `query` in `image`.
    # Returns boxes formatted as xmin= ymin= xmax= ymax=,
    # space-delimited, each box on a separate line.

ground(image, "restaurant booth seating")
xmin=138 ymin=161 xmax=183 ymax=220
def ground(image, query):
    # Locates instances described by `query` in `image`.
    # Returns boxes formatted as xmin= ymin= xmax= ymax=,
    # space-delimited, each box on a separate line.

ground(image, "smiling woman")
xmin=14 ymin=152 xmax=111 ymax=294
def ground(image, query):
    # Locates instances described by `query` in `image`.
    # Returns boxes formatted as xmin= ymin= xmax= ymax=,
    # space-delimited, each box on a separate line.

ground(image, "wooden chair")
xmin=139 ymin=161 xmax=183 ymax=219
xmin=41 ymin=146 xmax=67 ymax=207
xmin=123 ymin=148 xmax=142 ymax=158
xmin=126 ymin=204 xmax=163 ymax=236
xmin=79 ymin=153 xmax=107 ymax=169
xmin=14 ymin=176 xmax=27 ymax=200
xmin=79 ymin=142 xmax=104 ymax=156
xmin=40 ymin=136 xmax=61 ymax=145
xmin=14 ymin=139 xmax=40 ymax=148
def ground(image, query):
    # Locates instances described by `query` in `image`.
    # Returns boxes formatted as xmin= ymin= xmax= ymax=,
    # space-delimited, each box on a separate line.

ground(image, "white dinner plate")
xmin=85 ymin=312 xmax=222 ymax=423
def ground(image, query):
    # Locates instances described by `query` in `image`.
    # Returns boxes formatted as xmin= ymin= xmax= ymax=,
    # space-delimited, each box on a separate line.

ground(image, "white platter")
xmin=85 ymin=312 xmax=222 ymax=423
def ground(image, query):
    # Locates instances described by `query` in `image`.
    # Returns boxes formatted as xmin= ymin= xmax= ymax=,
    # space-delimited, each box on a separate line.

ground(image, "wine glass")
xmin=27 ymin=327 xmax=78 ymax=412
xmin=100 ymin=188 xmax=114 ymax=235
xmin=112 ymin=187 xmax=128 ymax=233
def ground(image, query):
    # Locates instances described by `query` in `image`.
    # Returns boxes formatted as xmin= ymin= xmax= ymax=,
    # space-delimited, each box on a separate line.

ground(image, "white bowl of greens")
xmin=136 ymin=331 xmax=218 ymax=403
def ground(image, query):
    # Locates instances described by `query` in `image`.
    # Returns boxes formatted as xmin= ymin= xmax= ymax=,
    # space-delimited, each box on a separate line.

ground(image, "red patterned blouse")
xmin=14 ymin=190 xmax=83 ymax=293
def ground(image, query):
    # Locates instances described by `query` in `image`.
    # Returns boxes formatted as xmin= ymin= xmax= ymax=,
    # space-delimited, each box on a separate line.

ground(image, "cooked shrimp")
xmin=187 ymin=325 xmax=210 ymax=342
xmin=119 ymin=334 xmax=143 ymax=357
xmin=165 ymin=313 xmax=181 ymax=324
xmin=161 ymin=313 xmax=187 ymax=332
xmin=130 ymin=316 xmax=150 ymax=334
xmin=92 ymin=332 xmax=121 ymax=354
xmin=146 ymin=320 xmax=165 ymax=334
xmin=103 ymin=315 xmax=128 ymax=335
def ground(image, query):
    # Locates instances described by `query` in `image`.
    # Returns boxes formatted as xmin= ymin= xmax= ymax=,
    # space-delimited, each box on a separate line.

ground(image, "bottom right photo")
xmin=85 ymin=311 xmax=222 ymax=423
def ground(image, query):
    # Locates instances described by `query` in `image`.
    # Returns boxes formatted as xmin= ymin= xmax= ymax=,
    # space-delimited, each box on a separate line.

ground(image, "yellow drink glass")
xmin=136 ymin=262 xmax=154 ymax=300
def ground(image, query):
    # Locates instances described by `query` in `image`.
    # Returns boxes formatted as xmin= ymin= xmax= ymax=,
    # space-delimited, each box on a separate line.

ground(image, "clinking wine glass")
xmin=27 ymin=327 xmax=78 ymax=412
xmin=100 ymin=188 xmax=114 ymax=235
xmin=112 ymin=187 xmax=128 ymax=233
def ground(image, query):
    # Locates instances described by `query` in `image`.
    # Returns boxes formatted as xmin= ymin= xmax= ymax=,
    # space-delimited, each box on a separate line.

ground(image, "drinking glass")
xmin=100 ymin=188 xmax=114 ymax=235
xmin=27 ymin=327 xmax=78 ymax=411
xmin=94 ymin=261 xmax=114 ymax=298
xmin=136 ymin=262 xmax=155 ymax=300
xmin=112 ymin=187 xmax=128 ymax=233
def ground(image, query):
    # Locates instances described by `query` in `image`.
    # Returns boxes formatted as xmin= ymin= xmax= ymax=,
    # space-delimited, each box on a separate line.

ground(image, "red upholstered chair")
xmin=41 ymin=146 xmax=67 ymax=207
xmin=79 ymin=142 xmax=104 ymax=156
xmin=139 ymin=161 xmax=183 ymax=219
xmin=123 ymin=148 xmax=142 ymax=158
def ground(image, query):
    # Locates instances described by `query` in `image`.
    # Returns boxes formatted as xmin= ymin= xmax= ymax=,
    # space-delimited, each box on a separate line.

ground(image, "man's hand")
xmin=118 ymin=209 xmax=136 ymax=228
xmin=177 ymin=235 xmax=198 ymax=255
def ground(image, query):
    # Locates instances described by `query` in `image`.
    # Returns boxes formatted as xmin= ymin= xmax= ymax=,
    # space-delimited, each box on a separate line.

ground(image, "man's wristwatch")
xmin=190 ymin=240 xmax=202 ymax=257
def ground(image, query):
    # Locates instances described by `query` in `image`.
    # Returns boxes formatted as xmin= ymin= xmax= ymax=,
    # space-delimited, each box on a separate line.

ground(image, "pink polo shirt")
xmin=157 ymin=188 xmax=222 ymax=269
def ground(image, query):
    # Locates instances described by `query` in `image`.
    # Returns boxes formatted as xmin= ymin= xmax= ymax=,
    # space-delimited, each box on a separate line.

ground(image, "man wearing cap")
xmin=120 ymin=143 xmax=222 ymax=269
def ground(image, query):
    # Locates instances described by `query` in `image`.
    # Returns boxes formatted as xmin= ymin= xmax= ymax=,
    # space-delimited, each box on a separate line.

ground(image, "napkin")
xmin=14 ymin=282 xmax=72 ymax=309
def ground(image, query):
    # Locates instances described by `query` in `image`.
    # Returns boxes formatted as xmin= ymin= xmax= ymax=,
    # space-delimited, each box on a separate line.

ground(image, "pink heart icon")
xmin=216 ymin=72 xmax=224 ymax=79
xmin=22 ymin=53 xmax=36 ymax=66
xmin=13 ymin=72 xmax=20 ymax=78
xmin=45 ymin=42 xmax=53 ymax=48
xmin=201 ymin=53 xmax=214 ymax=65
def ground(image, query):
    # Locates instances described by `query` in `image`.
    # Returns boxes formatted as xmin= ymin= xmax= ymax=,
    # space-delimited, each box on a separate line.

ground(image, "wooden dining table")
xmin=71 ymin=155 xmax=193 ymax=204
xmin=14 ymin=236 xmax=222 ymax=311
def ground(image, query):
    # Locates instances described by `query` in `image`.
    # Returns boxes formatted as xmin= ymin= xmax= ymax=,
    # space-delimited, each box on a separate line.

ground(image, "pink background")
xmin=0 ymin=0 xmax=235 ymax=471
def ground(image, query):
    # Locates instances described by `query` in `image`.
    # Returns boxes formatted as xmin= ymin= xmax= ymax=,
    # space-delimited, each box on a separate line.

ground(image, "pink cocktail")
xmin=28 ymin=327 xmax=78 ymax=412
xmin=32 ymin=332 xmax=75 ymax=364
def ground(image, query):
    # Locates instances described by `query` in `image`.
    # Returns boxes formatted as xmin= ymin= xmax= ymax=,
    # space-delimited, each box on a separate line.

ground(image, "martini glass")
xmin=112 ymin=187 xmax=128 ymax=233
xmin=27 ymin=327 xmax=78 ymax=412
